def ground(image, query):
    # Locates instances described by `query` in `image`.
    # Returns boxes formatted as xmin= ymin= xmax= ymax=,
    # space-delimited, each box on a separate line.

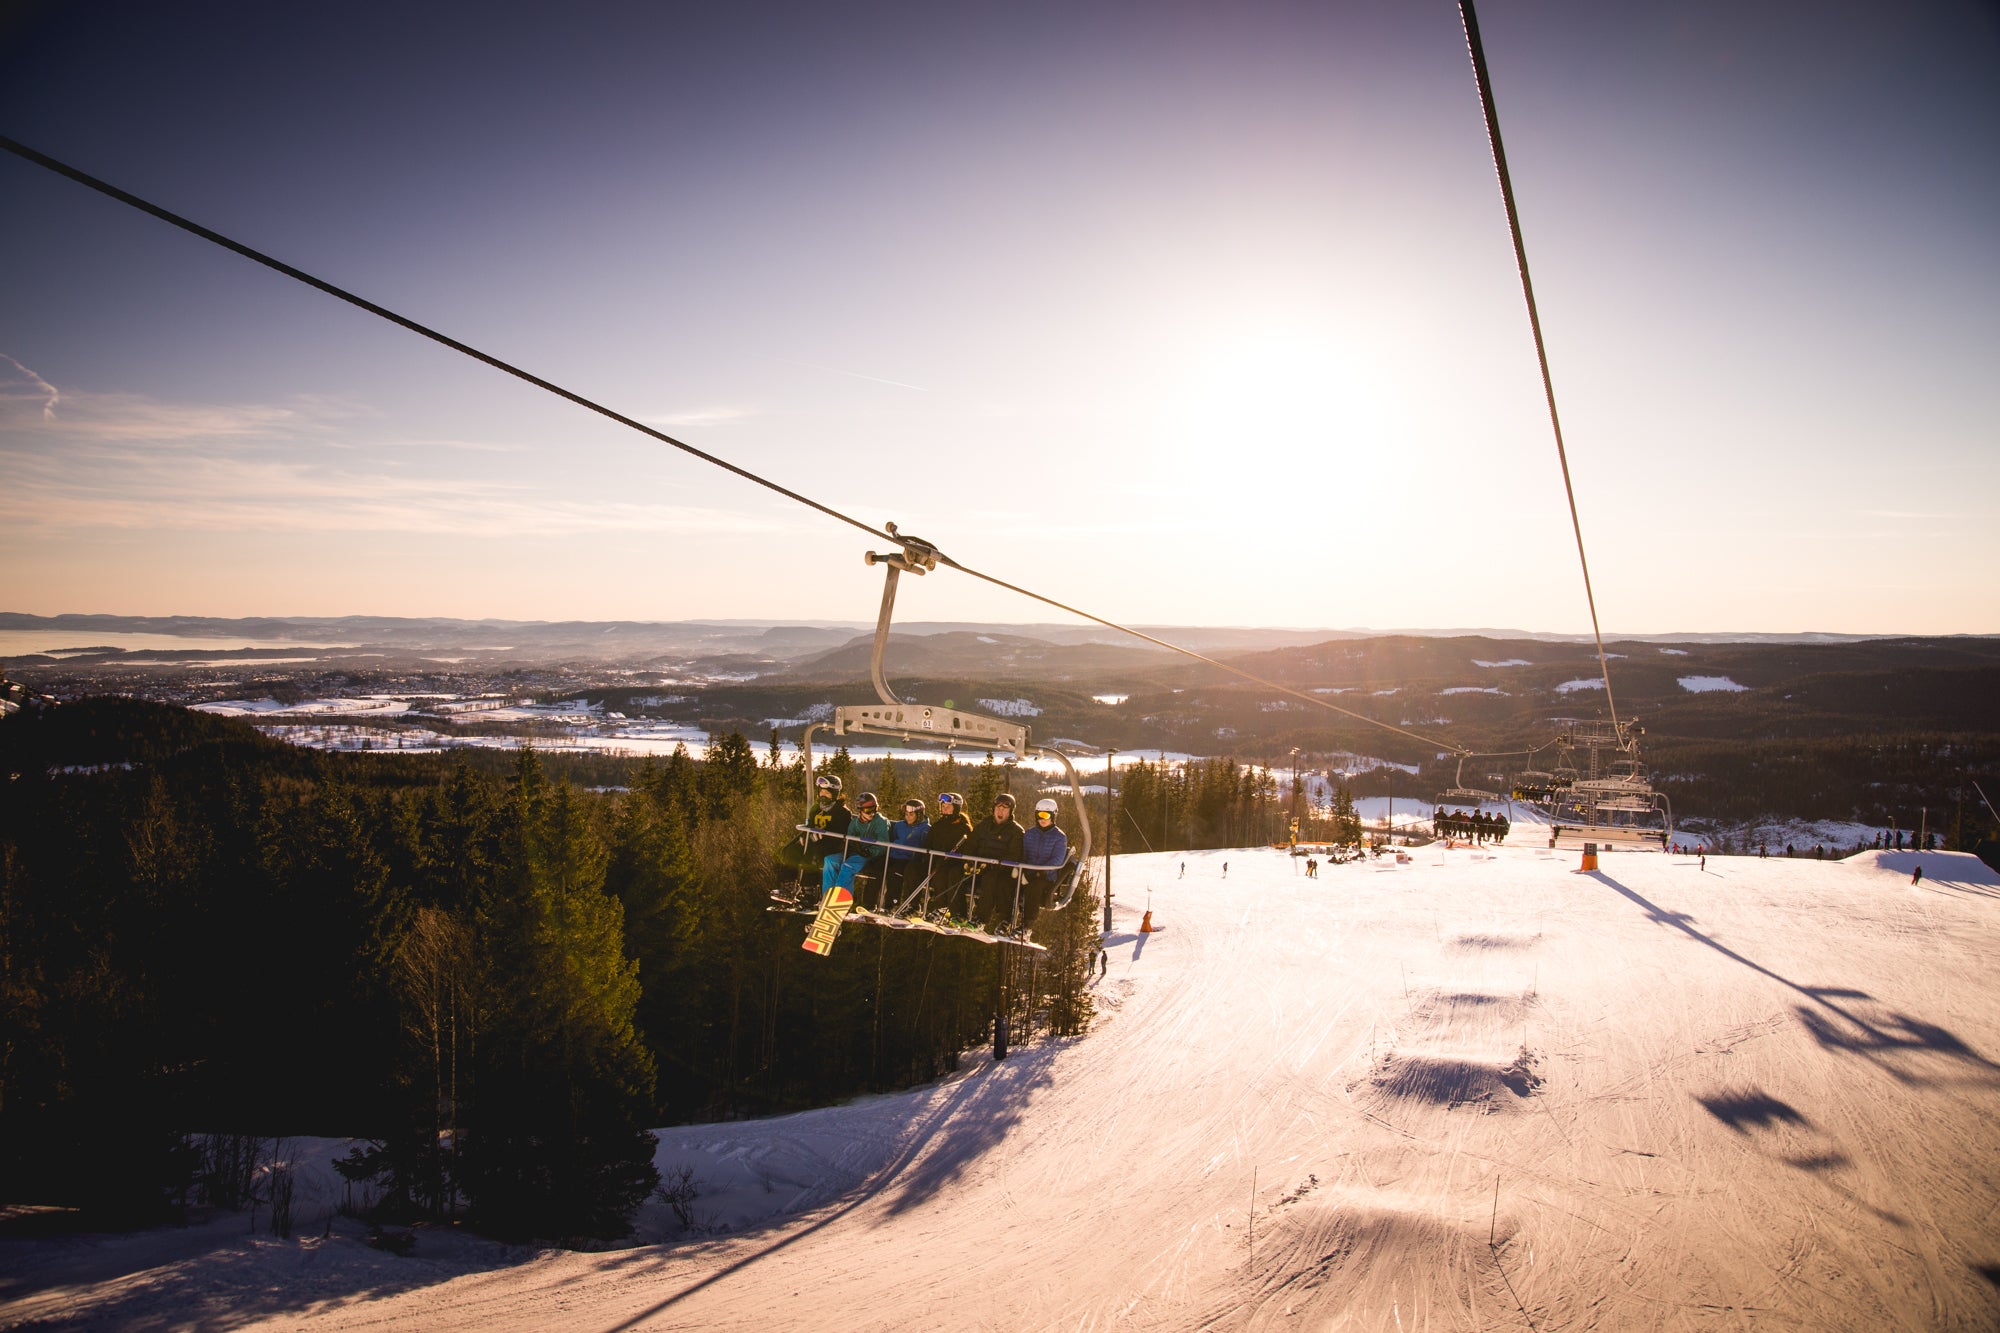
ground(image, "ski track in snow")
xmin=7 ymin=849 xmax=2000 ymax=1330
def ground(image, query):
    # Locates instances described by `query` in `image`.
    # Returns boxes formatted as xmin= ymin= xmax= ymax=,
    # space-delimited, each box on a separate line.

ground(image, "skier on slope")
xmin=1019 ymin=798 xmax=1070 ymax=937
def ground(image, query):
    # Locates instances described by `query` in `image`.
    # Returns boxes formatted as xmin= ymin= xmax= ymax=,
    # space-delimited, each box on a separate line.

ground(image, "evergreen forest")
xmin=0 ymin=701 xmax=1106 ymax=1240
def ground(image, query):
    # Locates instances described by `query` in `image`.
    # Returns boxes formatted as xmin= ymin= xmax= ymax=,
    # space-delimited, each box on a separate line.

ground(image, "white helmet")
xmin=1034 ymin=798 xmax=1059 ymax=814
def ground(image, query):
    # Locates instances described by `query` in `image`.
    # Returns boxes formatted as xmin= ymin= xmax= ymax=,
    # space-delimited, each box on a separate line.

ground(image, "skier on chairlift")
xmin=967 ymin=792 xmax=1026 ymax=931
xmin=887 ymin=798 xmax=930 ymax=905
xmin=1020 ymin=797 xmax=1069 ymax=937
xmin=806 ymin=774 xmax=854 ymax=898
xmin=925 ymin=791 xmax=974 ymax=914
xmin=838 ymin=792 xmax=891 ymax=900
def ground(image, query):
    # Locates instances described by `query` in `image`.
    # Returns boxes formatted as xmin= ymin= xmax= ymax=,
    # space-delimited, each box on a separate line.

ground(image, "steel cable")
xmin=1456 ymin=1 xmax=1622 ymax=731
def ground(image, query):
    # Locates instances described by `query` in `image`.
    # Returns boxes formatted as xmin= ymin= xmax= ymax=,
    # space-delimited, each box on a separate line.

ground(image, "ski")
xmin=777 ymin=897 xmax=1047 ymax=952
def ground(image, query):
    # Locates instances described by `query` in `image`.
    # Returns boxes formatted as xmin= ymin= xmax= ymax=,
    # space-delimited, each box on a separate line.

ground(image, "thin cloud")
xmin=0 ymin=390 xmax=771 ymax=538
xmin=643 ymin=406 xmax=759 ymax=428
xmin=0 ymin=383 xmax=307 ymax=442
xmin=0 ymin=354 xmax=62 ymax=419
xmin=0 ymin=452 xmax=778 ymax=537
xmin=768 ymin=355 xmax=929 ymax=393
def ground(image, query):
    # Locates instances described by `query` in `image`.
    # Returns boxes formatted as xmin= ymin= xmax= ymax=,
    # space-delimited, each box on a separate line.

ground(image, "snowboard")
xmin=801 ymin=883 xmax=856 ymax=956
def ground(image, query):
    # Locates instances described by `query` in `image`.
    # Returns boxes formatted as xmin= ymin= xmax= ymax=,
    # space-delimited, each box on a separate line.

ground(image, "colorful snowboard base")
xmin=801 ymin=883 xmax=856 ymax=955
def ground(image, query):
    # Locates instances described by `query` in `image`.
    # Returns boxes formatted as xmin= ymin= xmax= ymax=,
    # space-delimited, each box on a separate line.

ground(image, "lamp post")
xmin=1290 ymin=747 xmax=1301 ymax=847
xmin=1104 ymin=750 xmax=1115 ymax=934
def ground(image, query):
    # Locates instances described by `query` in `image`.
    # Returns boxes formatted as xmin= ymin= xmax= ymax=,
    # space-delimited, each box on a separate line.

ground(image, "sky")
xmin=2 ymin=1 xmax=1996 ymax=636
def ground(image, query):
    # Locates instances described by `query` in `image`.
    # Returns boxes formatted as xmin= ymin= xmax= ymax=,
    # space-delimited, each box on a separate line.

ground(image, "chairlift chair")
xmin=1531 ymin=718 xmax=1674 ymax=849
xmin=794 ymin=526 xmax=1094 ymax=937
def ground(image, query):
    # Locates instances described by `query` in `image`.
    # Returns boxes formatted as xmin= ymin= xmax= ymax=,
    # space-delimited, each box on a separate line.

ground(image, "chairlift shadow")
xmin=598 ymin=1045 xmax=1059 ymax=1329
xmin=1589 ymin=871 xmax=2000 ymax=1089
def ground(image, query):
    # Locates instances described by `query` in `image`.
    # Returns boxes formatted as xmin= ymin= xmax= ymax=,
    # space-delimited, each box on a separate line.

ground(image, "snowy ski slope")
xmin=6 ymin=845 xmax=1999 ymax=1330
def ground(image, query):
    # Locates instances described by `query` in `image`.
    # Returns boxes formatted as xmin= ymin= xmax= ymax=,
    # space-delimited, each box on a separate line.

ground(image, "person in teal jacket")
xmin=826 ymin=791 xmax=891 ymax=904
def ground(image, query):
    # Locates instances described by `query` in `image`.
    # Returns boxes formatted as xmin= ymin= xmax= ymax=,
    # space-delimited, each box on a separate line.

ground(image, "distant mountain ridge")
xmin=2 ymin=611 xmax=1968 ymax=665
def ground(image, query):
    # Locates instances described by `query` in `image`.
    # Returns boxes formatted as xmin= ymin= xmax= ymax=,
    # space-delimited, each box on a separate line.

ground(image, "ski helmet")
xmin=994 ymin=792 xmax=1016 ymax=810
xmin=815 ymin=774 xmax=842 ymax=794
xmin=903 ymin=799 xmax=925 ymax=815
xmin=1034 ymin=798 xmax=1058 ymax=815
xmin=937 ymin=791 xmax=961 ymax=808
xmin=857 ymin=791 xmax=879 ymax=811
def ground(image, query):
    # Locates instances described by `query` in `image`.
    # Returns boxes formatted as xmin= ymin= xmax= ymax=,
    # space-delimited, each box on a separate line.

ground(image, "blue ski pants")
xmin=821 ymin=853 xmax=870 ymax=894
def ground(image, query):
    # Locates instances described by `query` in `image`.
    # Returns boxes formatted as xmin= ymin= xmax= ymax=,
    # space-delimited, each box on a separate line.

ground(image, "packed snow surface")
xmin=1553 ymin=678 xmax=1606 ymax=693
xmin=7 ymin=847 xmax=1999 ymax=1330
xmin=1678 ymin=675 xmax=1750 ymax=693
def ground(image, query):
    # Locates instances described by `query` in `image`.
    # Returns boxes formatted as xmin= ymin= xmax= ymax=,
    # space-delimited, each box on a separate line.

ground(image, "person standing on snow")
xmin=1020 ymin=797 xmax=1070 ymax=936
xmin=967 ymin=792 xmax=1026 ymax=929
xmin=886 ymin=798 xmax=930 ymax=907
xmin=924 ymin=791 xmax=974 ymax=914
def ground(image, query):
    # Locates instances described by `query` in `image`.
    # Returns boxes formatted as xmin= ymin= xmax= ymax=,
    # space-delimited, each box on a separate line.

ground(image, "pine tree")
xmin=702 ymin=731 xmax=761 ymax=816
xmin=461 ymin=764 xmax=659 ymax=1240
xmin=970 ymin=752 xmax=1003 ymax=815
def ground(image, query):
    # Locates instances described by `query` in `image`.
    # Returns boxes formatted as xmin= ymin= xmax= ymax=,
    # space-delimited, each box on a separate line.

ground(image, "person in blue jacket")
xmin=886 ymin=798 xmax=930 ymax=907
xmin=1019 ymin=797 xmax=1070 ymax=935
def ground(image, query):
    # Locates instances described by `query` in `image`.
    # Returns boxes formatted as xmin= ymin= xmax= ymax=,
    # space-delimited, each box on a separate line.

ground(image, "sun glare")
xmin=1158 ymin=329 xmax=1391 ymax=492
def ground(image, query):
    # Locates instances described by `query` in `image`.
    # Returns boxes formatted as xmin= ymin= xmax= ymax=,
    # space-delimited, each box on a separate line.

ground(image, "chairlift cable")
xmin=0 ymin=135 xmax=894 ymax=550
xmin=1456 ymin=2 xmax=1621 ymax=731
xmin=1 ymin=133 xmax=1465 ymax=759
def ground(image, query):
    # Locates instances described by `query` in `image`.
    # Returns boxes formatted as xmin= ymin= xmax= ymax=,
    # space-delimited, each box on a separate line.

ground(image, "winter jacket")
xmin=806 ymin=798 xmax=852 ymax=861
xmin=925 ymin=811 xmax=974 ymax=857
xmin=888 ymin=816 xmax=931 ymax=861
xmin=847 ymin=811 xmax=892 ymax=865
xmin=1022 ymin=821 xmax=1069 ymax=873
xmin=966 ymin=814 xmax=1025 ymax=867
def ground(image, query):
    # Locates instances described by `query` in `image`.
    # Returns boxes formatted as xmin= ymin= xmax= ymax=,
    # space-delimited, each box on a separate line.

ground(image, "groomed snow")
xmin=7 ymin=846 xmax=1998 ymax=1330
xmin=1678 ymin=675 xmax=1749 ymax=693
xmin=1553 ymin=678 xmax=1606 ymax=693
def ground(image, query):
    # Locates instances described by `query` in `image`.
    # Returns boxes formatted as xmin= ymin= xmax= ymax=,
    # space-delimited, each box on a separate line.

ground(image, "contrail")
xmin=0 ymin=353 xmax=60 ymax=419
xmin=768 ymin=354 xmax=929 ymax=393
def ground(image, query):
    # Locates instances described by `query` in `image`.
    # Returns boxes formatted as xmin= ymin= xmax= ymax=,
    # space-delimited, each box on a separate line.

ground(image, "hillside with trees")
xmin=0 ymin=702 xmax=1101 ymax=1239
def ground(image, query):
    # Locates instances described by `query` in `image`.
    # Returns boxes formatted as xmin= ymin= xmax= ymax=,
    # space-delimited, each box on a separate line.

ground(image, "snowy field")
xmin=5 ymin=845 xmax=1999 ymax=1330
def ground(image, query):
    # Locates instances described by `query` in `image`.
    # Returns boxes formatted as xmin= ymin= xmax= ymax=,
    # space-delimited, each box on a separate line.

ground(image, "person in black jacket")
xmin=804 ymin=774 xmax=854 ymax=897
xmin=923 ymin=791 xmax=975 ymax=914
xmin=966 ymin=792 xmax=1026 ymax=930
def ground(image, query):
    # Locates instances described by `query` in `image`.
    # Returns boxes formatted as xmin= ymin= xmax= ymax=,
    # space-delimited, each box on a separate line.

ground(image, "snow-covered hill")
xmin=6 ymin=846 xmax=1998 ymax=1329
